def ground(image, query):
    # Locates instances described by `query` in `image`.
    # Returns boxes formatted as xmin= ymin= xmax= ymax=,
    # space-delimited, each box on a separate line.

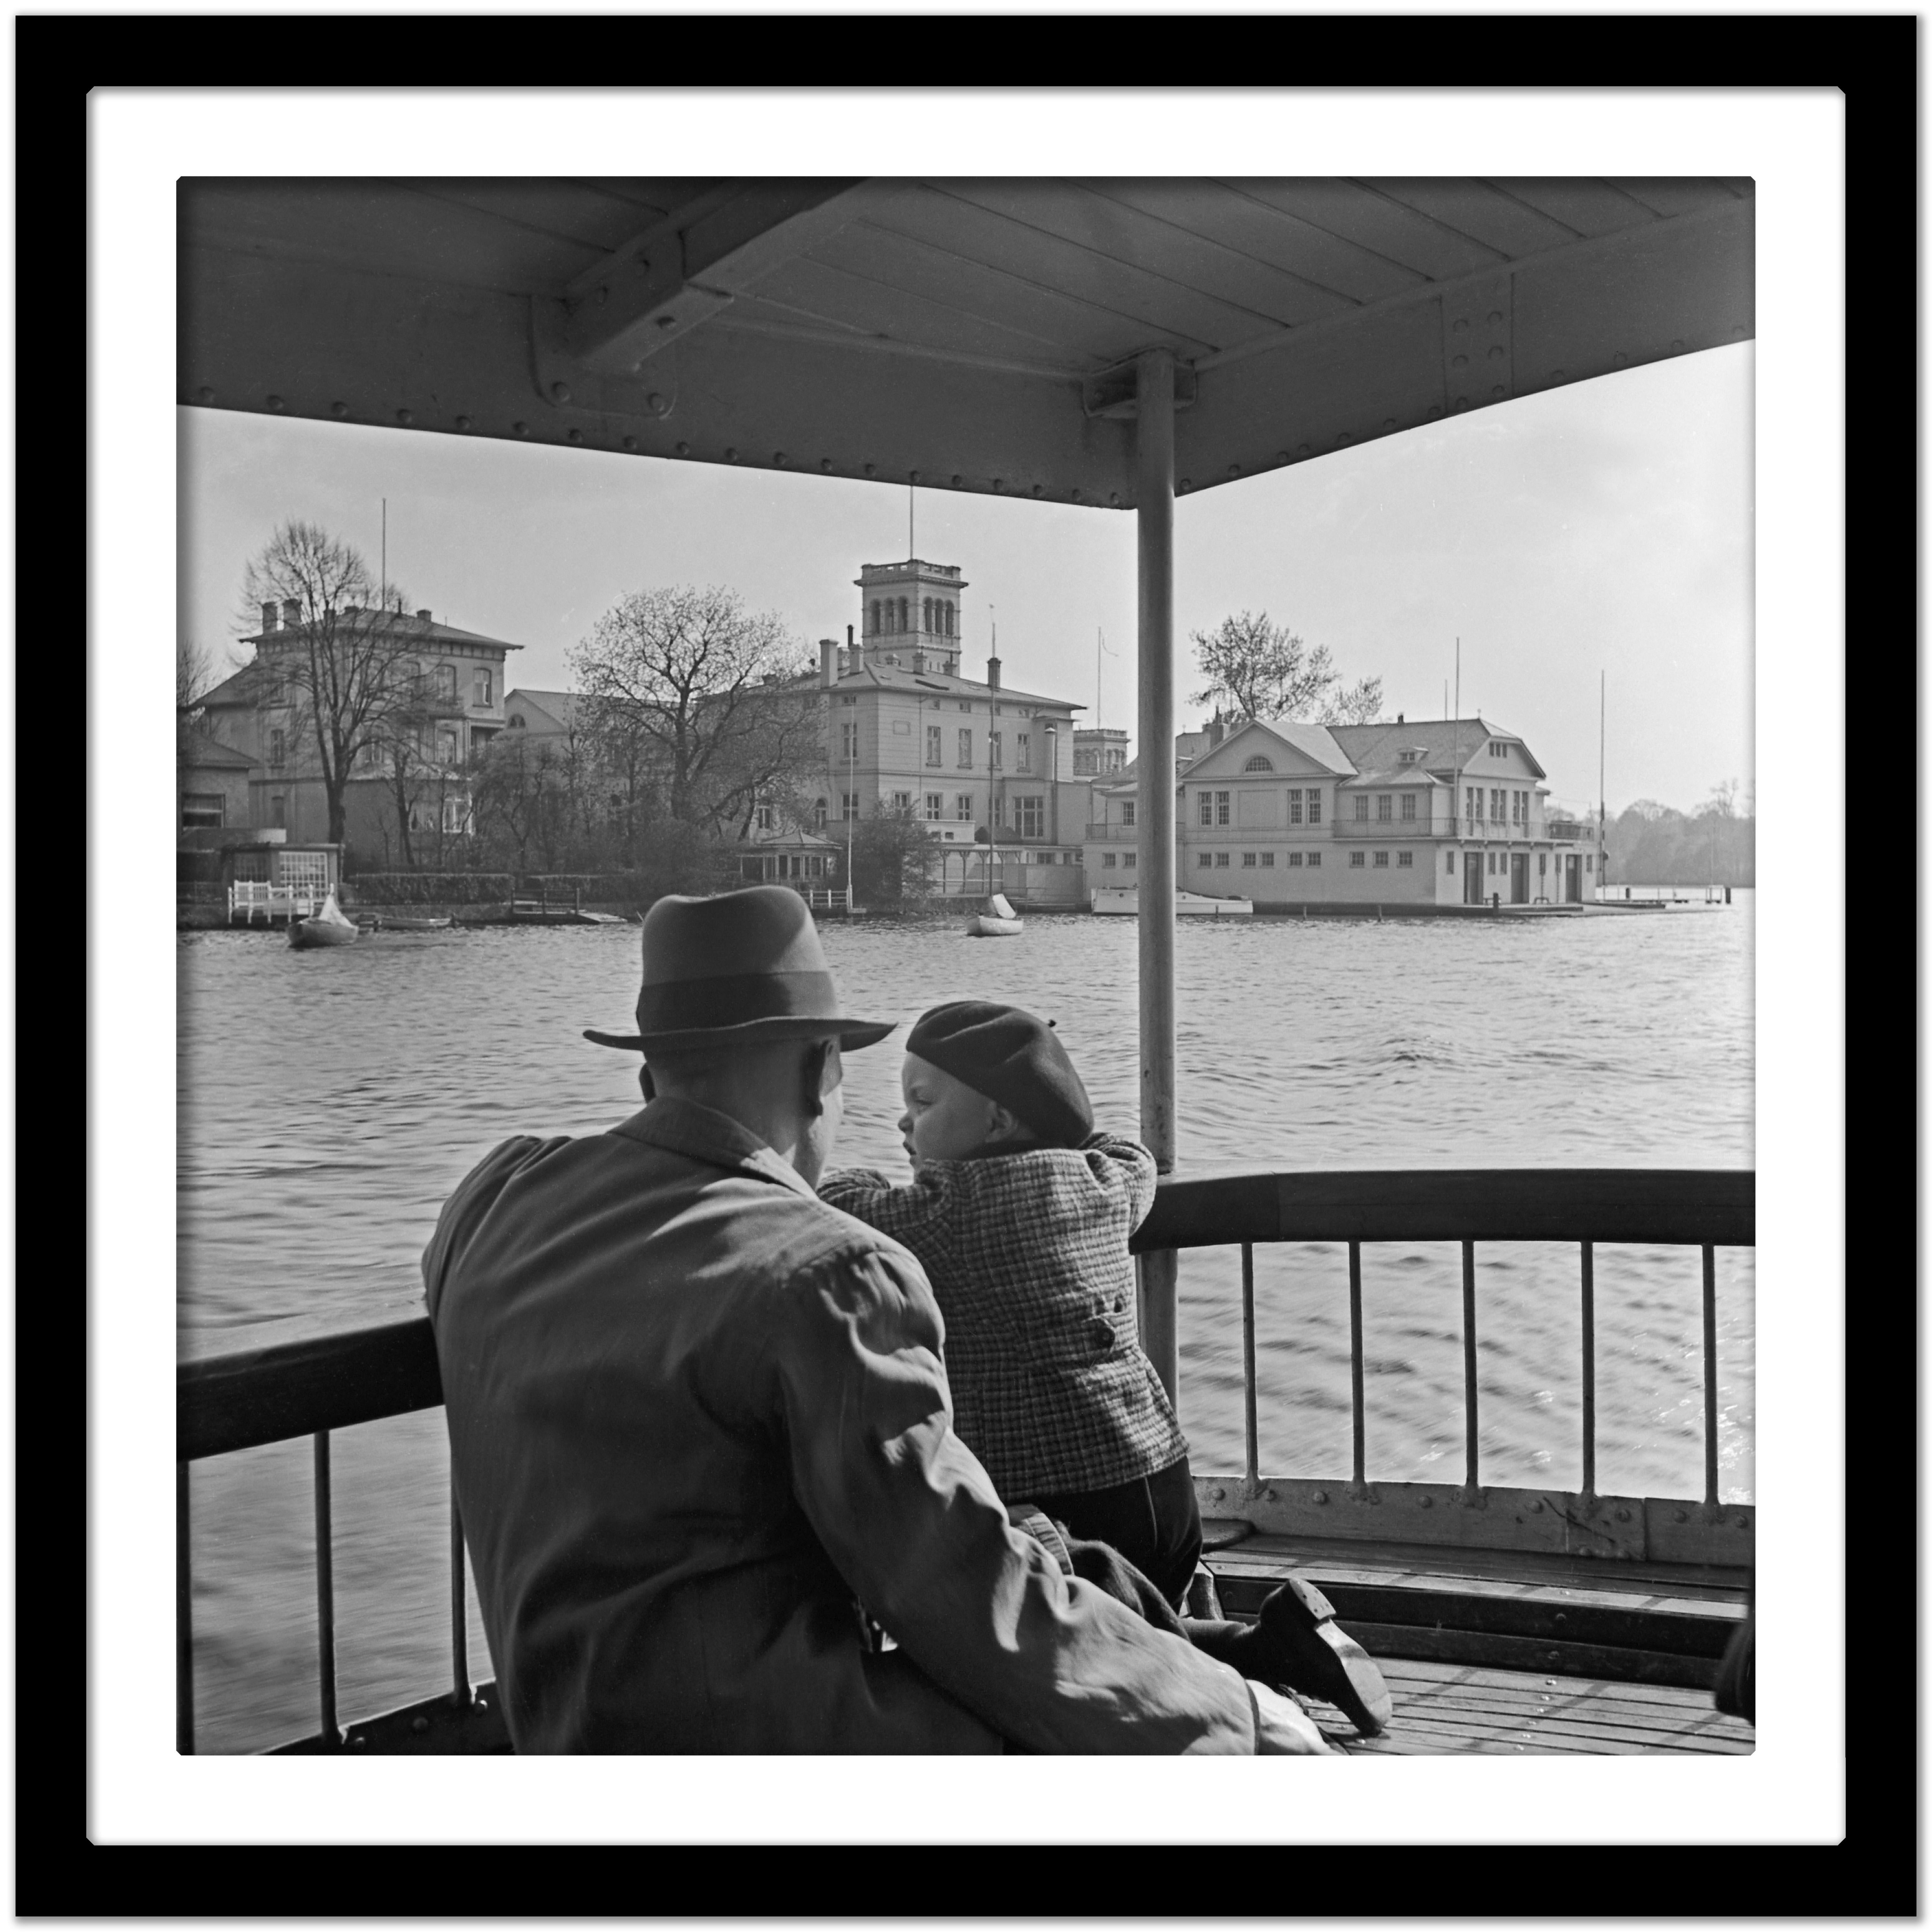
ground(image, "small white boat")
xmin=288 ymin=887 xmax=360 ymax=949
xmin=1090 ymin=888 xmax=1254 ymax=918
xmin=967 ymin=893 xmax=1023 ymax=938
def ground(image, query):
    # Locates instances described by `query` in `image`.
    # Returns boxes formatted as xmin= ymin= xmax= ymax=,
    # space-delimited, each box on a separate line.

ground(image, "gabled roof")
xmin=504 ymin=689 xmax=583 ymax=732
xmin=196 ymin=664 xmax=263 ymax=709
xmin=826 ymin=660 xmax=1082 ymax=713
xmin=177 ymin=720 xmax=257 ymax=769
xmin=1176 ymin=717 xmax=1354 ymax=783
xmin=242 ymin=608 xmax=523 ymax=652
xmin=1329 ymin=718 xmax=1544 ymax=781
xmin=1338 ymin=765 xmax=1446 ymax=789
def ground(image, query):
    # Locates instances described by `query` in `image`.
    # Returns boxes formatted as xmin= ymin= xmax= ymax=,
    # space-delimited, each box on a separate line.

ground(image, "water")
xmin=179 ymin=897 xmax=1754 ymax=1750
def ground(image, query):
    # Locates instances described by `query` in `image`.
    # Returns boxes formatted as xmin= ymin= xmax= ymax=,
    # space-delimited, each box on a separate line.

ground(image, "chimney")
xmin=260 ymin=602 xmax=279 ymax=633
xmin=851 ymin=625 xmax=866 ymax=673
xmin=282 ymin=599 xmax=300 ymax=626
xmin=1397 ymin=712 xmax=1404 ymax=724
xmin=986 ymin=655 xmax=1001 ymax=690
xmin=819 ymin=638 xmax=838 ymax=688
xmin=416 ymin=609 xmax=433 ymax=623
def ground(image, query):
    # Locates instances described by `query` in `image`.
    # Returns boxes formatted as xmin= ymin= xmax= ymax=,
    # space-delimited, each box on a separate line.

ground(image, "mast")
xmin=1599 ymin=670 xmax=1607 ymax=894
xmin=381 ymin=497 xmax=387 ymax=610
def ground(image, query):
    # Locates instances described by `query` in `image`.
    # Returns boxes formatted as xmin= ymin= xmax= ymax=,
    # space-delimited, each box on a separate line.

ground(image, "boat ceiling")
xmin=180 ymin=176 xmax=1754 ymax=508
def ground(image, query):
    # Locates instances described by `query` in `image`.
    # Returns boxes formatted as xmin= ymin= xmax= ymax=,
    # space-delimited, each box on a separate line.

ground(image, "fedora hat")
xmin=584 ymin=886 xmax=894 ymax=1054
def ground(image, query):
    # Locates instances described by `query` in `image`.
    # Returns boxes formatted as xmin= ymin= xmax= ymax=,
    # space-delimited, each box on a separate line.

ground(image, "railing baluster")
xmin=177 ymin=1461 xmax=195 ymax=1755
xmin=1239 ymin=1244 xmax=1259 ymax=1488
xmin=314 ymin=1430 xmax=339 ymax=1745
xmin=1580 ymin=1241 xmax=1596 ymax=1497
xmin=1462 ymin=1240 xmax=1479 ymax=1492
xmin=1701 ymin=1242 xmax=1719 ymax=1506
xmin=1347 ymin=1241 xmax=1365 ymax=1490
xmin=450 ymin=1480 xmax=471 ymax=1708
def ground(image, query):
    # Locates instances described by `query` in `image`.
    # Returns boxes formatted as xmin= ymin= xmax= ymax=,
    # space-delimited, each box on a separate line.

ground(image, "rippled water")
xmin=179 ymin=898 xmax=1754 ymax=1750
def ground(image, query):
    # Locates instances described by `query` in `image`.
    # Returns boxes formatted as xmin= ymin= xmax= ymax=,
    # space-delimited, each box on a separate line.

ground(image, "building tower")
xmin=854 ymin=557 xmax=968 ymax=677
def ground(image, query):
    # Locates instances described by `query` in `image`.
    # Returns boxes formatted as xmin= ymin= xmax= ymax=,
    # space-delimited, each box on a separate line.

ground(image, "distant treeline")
xmin=1604 ymin=798 xmax=1755 ymax=887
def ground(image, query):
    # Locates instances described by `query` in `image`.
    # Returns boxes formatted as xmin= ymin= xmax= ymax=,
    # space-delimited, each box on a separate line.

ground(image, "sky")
xmin=180 ymin=342 xmax=1751 ymax=817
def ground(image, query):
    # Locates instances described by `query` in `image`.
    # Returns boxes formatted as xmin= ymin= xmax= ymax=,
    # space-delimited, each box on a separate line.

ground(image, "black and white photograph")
xmin=82 ymin=77 xmax=1853 ymax=1855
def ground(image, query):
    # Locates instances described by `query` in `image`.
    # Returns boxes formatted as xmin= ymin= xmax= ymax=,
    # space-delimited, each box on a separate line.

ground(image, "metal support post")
xmin=1134 ymin=347 xmax=1179 ymax=1404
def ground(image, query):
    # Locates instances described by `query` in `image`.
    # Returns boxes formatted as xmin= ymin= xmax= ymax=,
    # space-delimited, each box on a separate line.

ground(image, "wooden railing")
xmin=177 ymin=1166 xmax=1753 ymax=1753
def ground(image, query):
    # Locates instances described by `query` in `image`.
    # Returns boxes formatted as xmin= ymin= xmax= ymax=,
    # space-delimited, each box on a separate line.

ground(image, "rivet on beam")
xmin=1295 ymin=444 xmax=1311 ymax=458
xmin=774 ymin=452 xmax=788 ymax=467
xmin=1382 ymin=418 xmax=1398 ymax=432
xmin=675 ymin=442 xmax=691 ymax=457
xmin=1031 ymin=483 xmax=1044 ymax=498
xmin=1417 ymin=1493 xmax=1433 ymax=1508
xmin=566 ymin=427 xmax=582 ymax=443
xmin=1613 ymin=352 xmax=1629 ymax=367
xmin=726 ymin=447 xmax=740 ymax=462
xmin=1671 ymin=339 xmax=1685 ymax=352
xmin=513 ymin=422 xmax=529 ymax=436
xmin=196 ymin=386 xmax=215 ymax=404
xmin=332 ymin=402 xmax=350 ymax=419
xmin=1453 ymin=399 xmax=1469 ymax=413
xmin=990 ymin=478 xmax=1002 ymax=492
xmin=1108 ymin=492 xmax=1120 ymax=506
xmin=1312 ymin=1490 xmax=1328 ymax=1504
xmin=1178 ymin=478 xmax=1192 ymax=493
xmin=551 ymin=382 xmax=572 ymax=404
xmin=621 ymin=435 xmax=637 ymax=451
xmin=1451 ymin=317 xmax=1469 ymax=333
xmin=1731 ymin=325 xmax=1748 ymax=339
xmin=1336 ymin=433 xmax=1349 ymax=446
xmin=1488 ymin=310 xmax=1503 ymax=325
xmin=950 ymin=474 xmax=962 ymax=487
xmin=1550 ymin=370 xmax=1566 ymax=383
xmin=1227 ymin=463 xmax=1240 ymax=477
xmin=266 ymin=395 xmax=286 ymax=411
xmin=656 ymin=315 xmax=676 ymax=329
xmin=1491 ymin=385 xmax=1506 ymax=399
xmin=821 ymin=458 xmax=834 ymax=473
xmin=397 ymin=409 xmax=414 ymax=426
xmin=455 ymin=415 xmax=472 ymax=431
xmin=908 ymin=470 xmax=920 ymax=485
xmin=863 ymin=463 xmax=876 ymax=477
xmin=647 ymin=394 xmax=666 ymax=415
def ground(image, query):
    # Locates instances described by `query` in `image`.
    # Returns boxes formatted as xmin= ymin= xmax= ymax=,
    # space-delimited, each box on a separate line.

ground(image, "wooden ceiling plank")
xmin=862 ymin=183 xmax=1254 ymax=356
xmin=931 ymin=177 xmax=1325 ymax=335
xmin=1602 ymin=178 xmax=1745 ymax=221
xmin=739 ymin=255 xmax=1100 ymax=373
xmin=180 ymin=179 xmax=607 ymax=296
xmin=1225 ymin=178 xmax=1509 ymax=283
xmin=813 ymin=221 xmax=1189 ymax=367
xmin=569 ymin=177 xmax=722 ymax=217
xmin=1485 ymin=178 xmax=1657 ymax=241
xmin=398 ymin=179 xmax=681 ymax=255
xmin=1357 ymin=178 xmax=1583 ymax=258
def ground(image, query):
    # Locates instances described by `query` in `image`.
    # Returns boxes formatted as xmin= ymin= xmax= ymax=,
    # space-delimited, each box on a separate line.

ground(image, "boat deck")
xmin=1201 ymin=1531 xmax=1752 ymax=1756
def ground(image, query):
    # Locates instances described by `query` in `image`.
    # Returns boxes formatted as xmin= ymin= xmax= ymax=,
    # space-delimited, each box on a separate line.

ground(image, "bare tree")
xmin=568 ymin=586 xmax=820 ymax=839
xmin=238 ymin=520 xmax=442 ymax=844
xmin=1190 ymin=611 xmax=1381 ymax=726
xmin=177 ymin=637 xmax=216 ymax=717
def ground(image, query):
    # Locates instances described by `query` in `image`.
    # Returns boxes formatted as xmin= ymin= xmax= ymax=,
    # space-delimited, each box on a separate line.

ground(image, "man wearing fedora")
xmin=425 ymin=885 xmax=1328 ymax=1754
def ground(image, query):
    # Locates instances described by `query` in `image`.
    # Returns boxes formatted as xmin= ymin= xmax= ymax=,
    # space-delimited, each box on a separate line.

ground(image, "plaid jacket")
xmin=819 ymin=1134 xmax=1187 ymax=1498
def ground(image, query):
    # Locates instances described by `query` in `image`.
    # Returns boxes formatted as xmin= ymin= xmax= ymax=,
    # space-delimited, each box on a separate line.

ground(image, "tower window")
xmin=898 ymin=597 xmax=909 ymax=632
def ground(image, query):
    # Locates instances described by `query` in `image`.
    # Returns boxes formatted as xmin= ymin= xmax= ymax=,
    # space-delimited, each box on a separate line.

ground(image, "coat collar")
xmin=611 ymin=1096 xmax=822 ymax=1203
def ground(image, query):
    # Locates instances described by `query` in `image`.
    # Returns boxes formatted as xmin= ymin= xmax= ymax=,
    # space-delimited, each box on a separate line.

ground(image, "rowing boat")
xmin=288 ymin=888 xmax=360 ymax=949
xmin=967 ymin=892 xmax=1023 ymax=937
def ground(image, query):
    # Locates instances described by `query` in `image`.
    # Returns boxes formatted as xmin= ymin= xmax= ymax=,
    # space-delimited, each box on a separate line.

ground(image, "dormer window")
xmin=1243 ymin=755 xmax=1275 ymax=772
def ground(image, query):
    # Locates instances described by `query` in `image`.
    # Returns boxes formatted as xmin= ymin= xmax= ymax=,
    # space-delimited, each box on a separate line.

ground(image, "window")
xmin=270 ymin=794 xmax=287 ymax=828
xmin=1016 ymin=733 xmax=1030 ymax=771
xmin=1585 ymin=855 xmax=1593 ymax=873
xmin=1307 ymin=851 xmax=1321 ymax=867
xmin=269 ymin=727 xmax=286 ymax=765
xmin=842 ymin=695 xmax=858 ymax=707
xmin=1376 ymin=794 xmax=1392 ymax=822
xmin=1261 ymin=852 xmax=1275 ymax=867
xmin=440 ymin=729 xmax=460 ymax=766
xmin=898 ymin=597 xmax=909 ymax=632
xmin=841 ymin=723 xmax=859 ymax=760
xmin=891 ymin=791 xmax=912 ymax=812
xmin=1373 ymin=851 xmax=1390 ymax=868
xmin=1353 ymin=795 xmax=1369 ymax=821
xmin=1401 ymin=794 xmax=1416 ymax=821
xmin=1487 ymin=852 xmax=1497 ymax=874
xmin=1349 ymin=852 xmax=1365 ymax=868
xmin=870 ymin=600 xmax=881 ymax=635
xmin=181 ymin=793 xmax=224 ymax=828
xmin=1214 ymin=852 xmax=1230 ymax=868
xmin=1199 ymin=792 xmax=1215 ymax=827
xmin=926 ymin=725 xmax=942 ymax=765
xmin=956 ymin=794 xmax=974 ymax=821
xmin=1490 ymin=789 xmax=1504 ymax=821
xmin=1242 ymin=853 xmax=1257 ymax=867
xmin=1466 ymin=787 xmax=1478 ymax=820
xmin=1017 ymin=796 xmax=1044 ymax=838
xmin=1122 ymin=801 xmax=1137 ymax=828
xmin=924 ymin=793 xmax=943 ymax=820
xmin=1288 ymin=851 xmax=1303 ymax=867
xmin=1102 ymin=851 xmax=1118 ymax=869
xmin=922 ymin=598 xmax=933 ymax=631
xmin=1216 ymin=791 xmax=1231 ymax=826
xmin=841 ymin=793 xmax=859 ymax=821
xmin=813 ymin=798 xmax=828 ymax=827
xmin=989 ymin=732 xmax=1003 ymax=770
xmin=992 ymin=796 xmax=1007 ymax=829
xmin=957 ymin=729 xmax=973 ymax=766
xmin=1287 ymin=789 xmax=1303 ymax=825
xmin=958 ymin=701 xmax=973 ymax=713
xmin=1123 ymin=851 xmax=1137 ymax=868
xmin=1446 ymin=852 xmax=1456 ymax=873
xmin=435 ymin=664 xmax=457 ymax=701
xmin=474 ymin=668 xmax=493 ymax=707
xmin=1397 ymin=852 xmax=1413 ymax=868
xmin=1198 ymin=852 xmax=1213 ymax=868
xmin=1539 ymin=853 xmax=1548 ymax=876
xmin=509 ymin=713 xmax=526 ymax=728
xmin=756 ymin=804 xmax=775 ymax=832
xmin=1307 ymin=792 xmax=1321 ymax=824
xmin=1243 ymin=755 xmax=1274 ymax=772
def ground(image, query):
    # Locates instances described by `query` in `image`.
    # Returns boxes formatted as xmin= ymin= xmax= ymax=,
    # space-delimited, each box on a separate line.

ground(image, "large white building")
xmin=1085 ymin=714 xmax=1595 ymax=907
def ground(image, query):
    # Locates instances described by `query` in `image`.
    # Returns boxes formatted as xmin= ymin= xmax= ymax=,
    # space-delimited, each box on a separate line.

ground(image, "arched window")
xmin=944 ymin=603 xmax=954 ymax=637
xmin=897 ymin=597 xmax=909 ymax=633
xmin=1243 ymin=755 xmax=1275 ymax=772
xmin=869 ymin=600 xmax=881 ymax=636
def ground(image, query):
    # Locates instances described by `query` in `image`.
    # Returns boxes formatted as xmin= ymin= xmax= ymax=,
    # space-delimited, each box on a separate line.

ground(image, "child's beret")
xmin=906 ymin=1000 xmax=1093 ymax=1148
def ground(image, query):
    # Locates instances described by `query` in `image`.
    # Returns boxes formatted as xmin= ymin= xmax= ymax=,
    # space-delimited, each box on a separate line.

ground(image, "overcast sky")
xmin=181 ymin=341 xmax=1750 ymax=815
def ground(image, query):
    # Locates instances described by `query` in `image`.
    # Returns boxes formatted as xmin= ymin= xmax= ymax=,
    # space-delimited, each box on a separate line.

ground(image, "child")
xmin=819 ymin=998 xmax=1392 ymax=1736
xmin=818 ymin=998 xmax=1202 ymax=1607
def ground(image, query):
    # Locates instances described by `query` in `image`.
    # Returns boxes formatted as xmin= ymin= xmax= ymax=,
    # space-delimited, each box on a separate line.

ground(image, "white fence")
xmin=228 ymin=881 xmax=331 ymax=924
